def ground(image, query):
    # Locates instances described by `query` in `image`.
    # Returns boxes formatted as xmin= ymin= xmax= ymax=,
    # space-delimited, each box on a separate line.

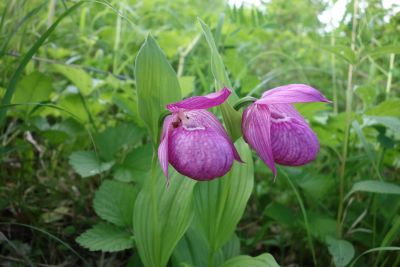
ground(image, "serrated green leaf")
xmin=69 ymin=151 xmax=114 ymax=178
xmin=94 ymin=123 xmax=145 ymax=161
xmin=193 ymin=139 xmax=253 ymax=251
xmin=113 ymin=144 xmax=152 ymax=183
xmin=76 ymin=223 xmax=133 ymax=252
xmin=345 ymin=180 xmax=400 ymax=199
xmin=135 ymin=35 xmax=181 ymax=144
xmin=93 ymin=180 xmax=137 ymax=227
xmin=221 ymin=253 xmax=280 ymax=267
xmin=326 ymin=236 xmax=355 ymax=267
xmin=54 ymin=64 xmax=93 ymax=95
xmin=133 ymin=168 xmax=196 ymax=267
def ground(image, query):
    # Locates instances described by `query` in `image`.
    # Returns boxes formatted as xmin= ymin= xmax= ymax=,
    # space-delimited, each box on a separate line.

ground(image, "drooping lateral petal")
xmin=166 ymin=87 xmax=231 ymax=112
xmin=242 ymin=104 xmax=276 ymax=176
xmin=185 ymin=109 xmax=243 ymax=162
xmin=256 ymin=84 xmax=331 ymax=105
xmin=268 ymin=104 xmax=320 ymax=166
xmin=158 ymin=115 xmax=174 ymax=179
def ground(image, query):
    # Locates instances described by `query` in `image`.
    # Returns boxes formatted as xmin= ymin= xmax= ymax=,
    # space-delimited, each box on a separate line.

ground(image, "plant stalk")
xmin=337 ymin=0 xmax=358 ymax=238
xmin=385 ymin=53 xmax=395 ymax=99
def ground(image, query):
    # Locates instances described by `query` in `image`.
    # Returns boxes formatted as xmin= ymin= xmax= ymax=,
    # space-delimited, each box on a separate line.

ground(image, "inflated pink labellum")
xmin=158 ymin=88 xmax=242 ymax=182
xmin=242 ymin=84 xmax=330 ymax=177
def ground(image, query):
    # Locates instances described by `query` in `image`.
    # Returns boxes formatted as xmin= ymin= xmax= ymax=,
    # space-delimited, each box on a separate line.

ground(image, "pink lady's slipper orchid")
xmin=158 ymin=88 xmax=242 ymax=182
xmin=242 ymin=84 xmax=331 ymax=176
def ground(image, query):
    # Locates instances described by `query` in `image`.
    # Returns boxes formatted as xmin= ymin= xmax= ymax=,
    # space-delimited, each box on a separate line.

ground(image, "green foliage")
xmin=93 ymin=180 xmax=137 ymax=227
xmin=12 ymin=72 xmax=52 ymax=109
xmin=326 ymin=236 xmax=355 ymax=267
xmin=220 ymin=253 xmax=279 ymax=267
xmin=135 ymin=35 xmax=182 ymax=144
xmin=2 ymin=0 xmax=400 ymax=266
xmin=69 ymin=151 xmax=114 ymax=178
xmin=193 ymin=139 xmax=254 ymax=252
xmin=199 ymin=19 xmax=242 ymax=141
xmin=76 ymin=223 xmax=133 ymax=252
xmin=53 ymin=64 xmax=93 ymax=95
xmin=346 ymin=180 xmax=400 ymax=199
xmin=133 ymin=168 xmax=196 ymax=267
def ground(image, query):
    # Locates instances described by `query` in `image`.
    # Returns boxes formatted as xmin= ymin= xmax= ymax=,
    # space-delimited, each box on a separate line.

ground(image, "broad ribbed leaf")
xmin=93 ymin=180 xmax=137 ymax=227
xmin=193 ymin=139 xmax=253 ymax=251
xmin=198 ymin=19 xmax=242 ymax=141
xmin=76 ymin=223 xmax=133 ymax=252
xmin=135 ymin=35 xmax=181 ymax=144
xmin=172 ymin=227 xmax=224 ymax=267
xmin=221 ymin=253 xmax=279 ymax=267
xmin=173 ymin=228 xmax=240 ymax=267
xmin=133 ymin=168 xmax=196 ymax=267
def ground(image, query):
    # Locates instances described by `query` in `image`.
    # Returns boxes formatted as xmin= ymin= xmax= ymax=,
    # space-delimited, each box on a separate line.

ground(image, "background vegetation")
xmin=0 ymin=0 xmax=399 ymax=266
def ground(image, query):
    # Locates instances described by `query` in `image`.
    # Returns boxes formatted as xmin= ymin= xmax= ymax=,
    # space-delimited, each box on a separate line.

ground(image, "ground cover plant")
xmin=0 ymin=0 xmax=399 ymax=266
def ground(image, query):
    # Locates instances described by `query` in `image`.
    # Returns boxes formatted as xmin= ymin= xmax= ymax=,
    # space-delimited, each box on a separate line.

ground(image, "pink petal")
xmin=242 ymin=104 xmax=276 ymax=176
xmin=256 ymin=84 xmax=331 ymax=105
xmin=158 ymin=115 xmax=174 ymax=180
xmin=166 ymin=87 xmax=231 ymax=112
xmin=185 ymin=110 xmax=243 ymax=162
xmin=269 ymin=104 xmax=320 ymax=165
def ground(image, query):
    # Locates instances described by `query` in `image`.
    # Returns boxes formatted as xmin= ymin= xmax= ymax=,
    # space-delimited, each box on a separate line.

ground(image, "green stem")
xmin=150 ymin=151 xmax=161 ymax=260
xmin=329 ymin=10 xmax=338 ymax=114
xmin=233 ymin=96 xmax=257 ymax=111
xmin=385 ymin=53 xmax=395 ymax=99
xmin=337 ymin=0 xmax=358 ymax=238
xmin=281 ymin=169 xmax=317 ymax=267
xmin=208 ymin=249 xmax=215 ymax=267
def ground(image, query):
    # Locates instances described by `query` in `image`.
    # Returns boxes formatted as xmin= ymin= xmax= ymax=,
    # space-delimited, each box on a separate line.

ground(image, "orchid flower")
xmin=158 ymin=88 xmax=242 ymax=182
xmin=242 ymin=84 xmax=331 ymax=177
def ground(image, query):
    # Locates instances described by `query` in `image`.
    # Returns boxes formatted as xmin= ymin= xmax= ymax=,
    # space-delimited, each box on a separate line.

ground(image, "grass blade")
xmin=0 ymin=1 xmax=84 ymax=128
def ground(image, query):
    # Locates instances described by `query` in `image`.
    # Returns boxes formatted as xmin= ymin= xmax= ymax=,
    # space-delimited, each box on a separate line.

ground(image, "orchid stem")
xmin=329 ymin=1 xmax=338 ymax=114
xmin=281 ymin=168 xmax=317 ymax=267
xmin=385 ymin=53 xmax=395 ymax=100
xmin=208 ymin=250 xmax=215 ymax=267
xmin=150 ymin=151 xmax=161 ymax=261
xmin=337 ymin=0 xmax=358 ymax=238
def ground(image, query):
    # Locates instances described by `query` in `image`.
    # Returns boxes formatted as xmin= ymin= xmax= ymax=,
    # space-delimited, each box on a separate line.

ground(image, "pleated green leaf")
xmin=193 ymin=139 xmax=253 ymax=252
xmin=135 ymin=35 xmax=182 ymax=144
xmin=133 ymin=168 xmax=196 ymax=267
xmin=221 ymin=253 xmax=280 ymax=267
xmin=198 ymin=19 xmax=242 ymax=141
